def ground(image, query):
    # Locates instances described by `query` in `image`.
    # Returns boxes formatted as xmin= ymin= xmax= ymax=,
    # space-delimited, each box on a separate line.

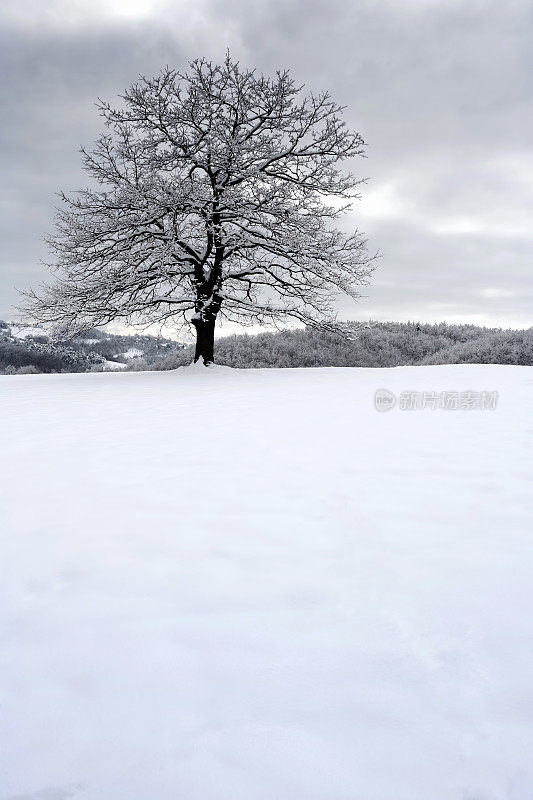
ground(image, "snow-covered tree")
xmin=22 ymin=55 xmax=374 ymax=365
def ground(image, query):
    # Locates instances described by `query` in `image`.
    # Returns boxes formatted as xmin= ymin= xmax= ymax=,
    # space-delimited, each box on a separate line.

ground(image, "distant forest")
xmin=1 ymin=320 xmax=531 ymax=375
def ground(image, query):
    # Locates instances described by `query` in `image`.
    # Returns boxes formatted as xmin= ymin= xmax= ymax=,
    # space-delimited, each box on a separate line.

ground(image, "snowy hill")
xmin=1 ymin=364 xmax=532 ymax=800
xmin=0 ymin=321 xmax=186 ymax=374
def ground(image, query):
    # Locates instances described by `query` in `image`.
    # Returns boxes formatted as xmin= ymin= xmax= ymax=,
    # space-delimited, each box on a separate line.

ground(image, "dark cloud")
xmin=1 ymin=0 xmax=531 ymax=327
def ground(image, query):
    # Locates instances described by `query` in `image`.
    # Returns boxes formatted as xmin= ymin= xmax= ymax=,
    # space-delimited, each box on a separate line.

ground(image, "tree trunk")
xmin=192 ymin=317 xmax=216 ymax=365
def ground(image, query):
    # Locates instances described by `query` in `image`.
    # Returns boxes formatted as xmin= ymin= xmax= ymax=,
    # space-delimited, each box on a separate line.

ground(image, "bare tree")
xmin=22 ymin=54 xmax=374 ymax=365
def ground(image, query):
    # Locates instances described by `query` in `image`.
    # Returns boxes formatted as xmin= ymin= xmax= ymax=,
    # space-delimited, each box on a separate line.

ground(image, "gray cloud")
xmin=1 ymin=0 xmax=531 ymax=327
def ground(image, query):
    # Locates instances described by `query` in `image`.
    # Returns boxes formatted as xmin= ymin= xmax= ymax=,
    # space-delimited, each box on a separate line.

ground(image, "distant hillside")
xmin=129 ymin=321 xmax=533 ymax=371
xmin=0 ymin=322 xmax=186 ymax=374
xmin=2 ymin=320 xmax=531 ymax=374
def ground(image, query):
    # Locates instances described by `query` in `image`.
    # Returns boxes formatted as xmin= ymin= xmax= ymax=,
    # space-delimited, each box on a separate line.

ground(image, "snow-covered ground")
xmin=6 ymin=324 xmax=48 ymax=340
xmin=117 ymin=348 xmax=144 ymax=359
xmin=100 ymin=359 xmax=127 ymax=371
xmin=1 ymin=364 xmax=532 ymax=800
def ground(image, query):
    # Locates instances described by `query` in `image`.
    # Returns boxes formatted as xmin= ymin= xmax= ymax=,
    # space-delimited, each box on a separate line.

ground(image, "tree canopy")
xmin=22 ymin=54 xmax=374 ymax=363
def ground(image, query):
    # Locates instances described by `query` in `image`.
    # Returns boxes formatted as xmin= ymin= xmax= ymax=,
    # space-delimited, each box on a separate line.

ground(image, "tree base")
xmin=192 ymin=317 xmax=216 ymax=365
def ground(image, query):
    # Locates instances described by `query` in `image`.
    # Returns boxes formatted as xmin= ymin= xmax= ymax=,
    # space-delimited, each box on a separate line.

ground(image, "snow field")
xmin=1 ymin=364 xmax=532 ymax=800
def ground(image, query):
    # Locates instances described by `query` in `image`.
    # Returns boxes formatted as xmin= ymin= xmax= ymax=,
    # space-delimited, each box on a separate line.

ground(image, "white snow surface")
xmin=8 ymin=325 xmax=48 ymax=340
xmin=1 ymin=364 xmax=532 ymax=800
xmin=117 ymin=348 xmax=144 ymax=359
xmin=101 ymin=359 xmax=127 ymax=371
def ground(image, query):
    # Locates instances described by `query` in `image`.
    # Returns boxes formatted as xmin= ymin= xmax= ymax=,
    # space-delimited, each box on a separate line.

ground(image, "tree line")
xmin=127 ymin=322 xmax=533 ymax=372
xmin=3 ymin=322 xmax=531 ymax=375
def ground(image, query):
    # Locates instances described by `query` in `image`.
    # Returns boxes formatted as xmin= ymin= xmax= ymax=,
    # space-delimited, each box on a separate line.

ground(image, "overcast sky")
xmin=1 ymin=0 xmax=532 ymax=330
